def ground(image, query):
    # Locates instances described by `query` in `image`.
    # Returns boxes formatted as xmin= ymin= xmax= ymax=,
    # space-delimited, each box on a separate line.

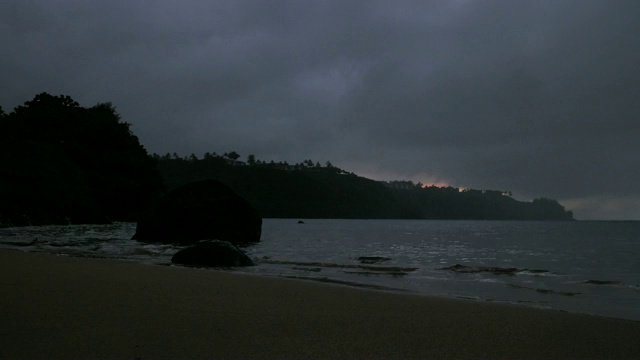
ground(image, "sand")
xmin=1 ymin=250 xmax=639 ymax=359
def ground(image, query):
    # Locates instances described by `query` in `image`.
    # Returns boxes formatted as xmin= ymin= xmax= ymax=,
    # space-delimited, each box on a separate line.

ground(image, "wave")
xmin=507 ymin=283 xmax=581 ymax=297
xmin=439 ymin=264 xmax=552 ymax=276
xmin=257 ymin=258 xmax=418 ymax=273
xmin=282 ymin=275 xmax=409 ymax=292
xmin=583 ymin=279 xmax=623 ymax=286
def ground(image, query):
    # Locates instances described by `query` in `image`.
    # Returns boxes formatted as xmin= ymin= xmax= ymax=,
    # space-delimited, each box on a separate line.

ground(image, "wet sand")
xmin=1 ymin=249 xmax=639 ymax=359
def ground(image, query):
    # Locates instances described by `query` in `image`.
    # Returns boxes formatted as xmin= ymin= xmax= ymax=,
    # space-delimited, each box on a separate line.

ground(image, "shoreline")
xmin=2 ymin=249 xmax=640 ymax=359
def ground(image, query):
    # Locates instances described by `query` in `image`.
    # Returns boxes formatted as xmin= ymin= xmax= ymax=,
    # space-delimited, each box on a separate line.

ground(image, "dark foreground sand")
xmin=1 ymin=250 xmax=639 ymax=359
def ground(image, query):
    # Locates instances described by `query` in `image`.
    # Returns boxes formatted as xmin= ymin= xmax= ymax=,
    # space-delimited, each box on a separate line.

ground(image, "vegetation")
xmin=0 ymin=93 xmax=162 ymax=226
xmin=154 ymin=153 xmax=395 ymax=219
xmin=0 ymin=93 xmax=573 ymax=226
xmin=154 ymin=153 xmax=574 ymax=221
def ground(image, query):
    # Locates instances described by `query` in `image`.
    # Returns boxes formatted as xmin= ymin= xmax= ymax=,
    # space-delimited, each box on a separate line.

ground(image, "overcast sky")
xmin=2 ymin=1 xmax=639 ymax=220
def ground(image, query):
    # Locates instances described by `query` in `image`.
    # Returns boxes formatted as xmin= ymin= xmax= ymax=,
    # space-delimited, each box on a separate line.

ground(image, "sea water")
xmin=1 ymin=219 xmax=638 ymax=321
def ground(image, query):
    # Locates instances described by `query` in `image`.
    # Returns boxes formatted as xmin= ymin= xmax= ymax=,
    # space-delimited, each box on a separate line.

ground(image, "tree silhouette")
xmin=223 ymin=151 xmax=241 ymax=160
xmin=0 ymin=93 xmax=163 ymax=226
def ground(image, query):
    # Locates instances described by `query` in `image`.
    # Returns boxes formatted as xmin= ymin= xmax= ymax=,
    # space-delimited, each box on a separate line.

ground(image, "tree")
xmin=225 ymin=151 xmax=241 ymax=161
xmin=13 ymin=93 xmax=80 ymax=114
xmin=247 ymin=154 xmax=256 ymax=165
xmin=0 ymin=93 xmax=163 ymax=225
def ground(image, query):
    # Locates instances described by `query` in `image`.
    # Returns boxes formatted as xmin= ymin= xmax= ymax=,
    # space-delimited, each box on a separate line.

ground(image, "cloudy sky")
xmin=1 ymin=1 xmax=639 ymax=220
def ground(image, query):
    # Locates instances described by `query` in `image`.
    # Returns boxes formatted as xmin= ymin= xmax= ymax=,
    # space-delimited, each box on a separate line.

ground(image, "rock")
xmin=297 ymin=220 xmax=305 ymax=224
xmin=132 ymin=179 xmax=262 ymax=245
xmin=171 ymin=240 xmax=254 ymax=267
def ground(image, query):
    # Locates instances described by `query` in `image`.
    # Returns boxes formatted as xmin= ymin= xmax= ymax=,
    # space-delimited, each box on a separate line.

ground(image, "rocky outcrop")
xmin=171 ymin=240 xmax=254 ymax=267
xmin=132 ymin=179 xmax=262 ymax=245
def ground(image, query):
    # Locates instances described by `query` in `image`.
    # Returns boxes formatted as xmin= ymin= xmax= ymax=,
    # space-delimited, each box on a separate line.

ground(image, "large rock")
xmin=171 ymin=240 xmax=254 ymax=267
xmin=132 ymin=179 xmax=261 ymax=245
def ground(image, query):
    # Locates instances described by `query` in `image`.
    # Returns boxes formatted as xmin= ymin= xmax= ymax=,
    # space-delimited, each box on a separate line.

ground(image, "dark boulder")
xmin=132 ymin=179 xmax=262 ymax=245
xmin=171 ymin=240 xmax=254 ymax=267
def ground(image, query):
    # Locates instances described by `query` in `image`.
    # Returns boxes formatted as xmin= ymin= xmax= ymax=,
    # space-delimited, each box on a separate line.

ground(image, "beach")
xmin=1 ymin=250 xmax=639 ymax=359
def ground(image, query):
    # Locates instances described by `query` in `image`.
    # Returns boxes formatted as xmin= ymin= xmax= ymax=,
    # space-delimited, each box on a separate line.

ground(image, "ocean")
xmin=1 ymin=219 xmax=638 ymax=321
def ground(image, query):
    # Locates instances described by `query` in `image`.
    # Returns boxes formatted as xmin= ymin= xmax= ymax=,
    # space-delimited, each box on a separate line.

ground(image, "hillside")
xmin=155 ymin=154 xmax=574 ymax=221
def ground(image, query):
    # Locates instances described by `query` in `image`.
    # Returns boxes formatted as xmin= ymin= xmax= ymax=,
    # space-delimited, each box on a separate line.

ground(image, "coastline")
xmin=1 ymin=249 xmax=639 ymax=359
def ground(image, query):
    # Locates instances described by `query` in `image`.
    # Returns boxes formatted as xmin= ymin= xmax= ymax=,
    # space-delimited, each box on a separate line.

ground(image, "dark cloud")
xmin=1 ymin=0 xmax=639 ymax=219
